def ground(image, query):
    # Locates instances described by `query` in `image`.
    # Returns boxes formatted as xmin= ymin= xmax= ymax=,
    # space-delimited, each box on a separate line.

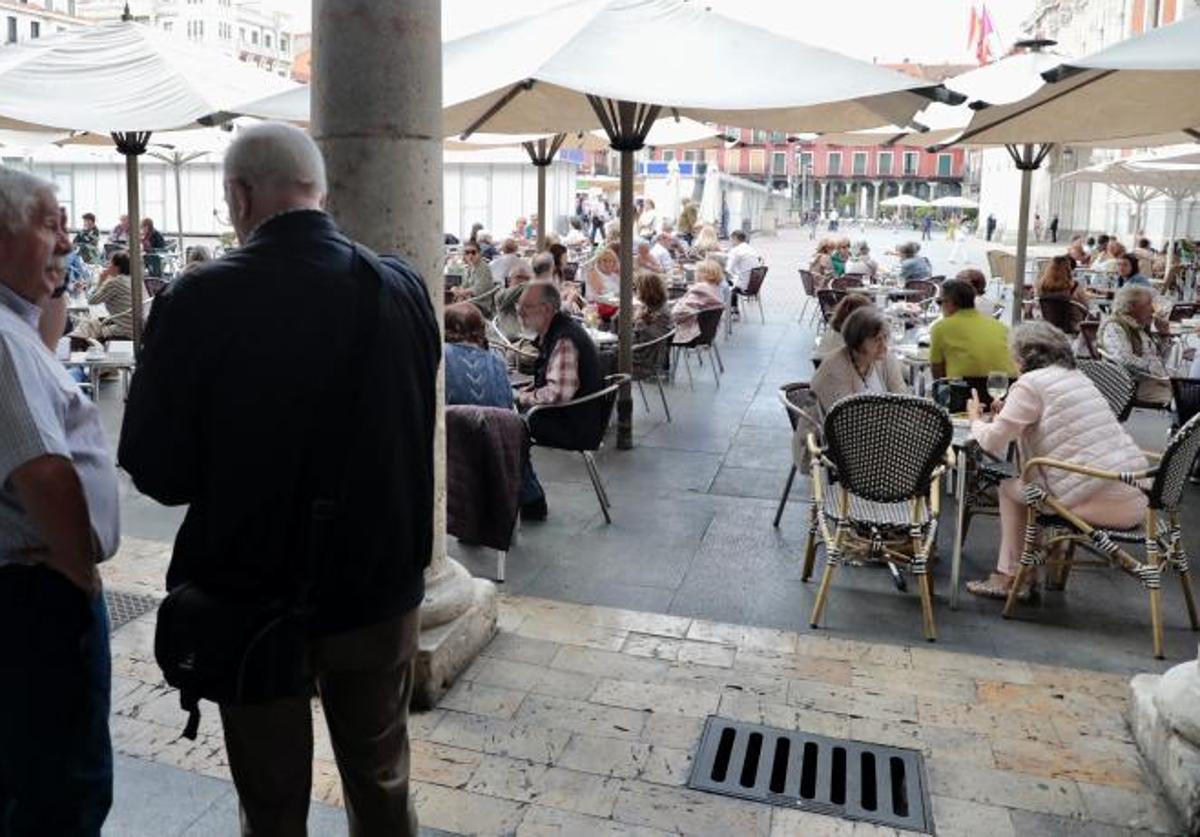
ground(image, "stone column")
xmin=819 ymin=180 xmax=827 ymax=213
xmin=872 ymin=180 xmax=882 ymax=217
xmin=1131 ymin=646 xmax=1200 ymax=832
xmin=312 ymin=0 xmax=496 ymax=709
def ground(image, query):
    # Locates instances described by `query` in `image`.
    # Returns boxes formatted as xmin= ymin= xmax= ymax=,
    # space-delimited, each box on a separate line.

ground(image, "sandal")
xmin=966 ymin=573 xmax=1035 ymax=602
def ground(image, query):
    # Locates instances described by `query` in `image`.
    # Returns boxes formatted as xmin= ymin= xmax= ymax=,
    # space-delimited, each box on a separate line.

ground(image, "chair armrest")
xmin=1141 ymin=449 xmax=1163 ymax=462
xmin=632 ymin=329 xmax=676 ymax=352
xmin=525 ymin=374 xmax=630 ymax=420
xmin=1020 ymin=456 xmax=1156 ymax=484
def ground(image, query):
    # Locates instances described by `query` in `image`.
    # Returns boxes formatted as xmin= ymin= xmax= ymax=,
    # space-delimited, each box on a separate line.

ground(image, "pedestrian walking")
xmin=1049 ymin=214 xmax=1059 ymax=243
xmin=0 ymin=168 xmax=120 ymax=836
xmin=119 ymin=123 xmax=440 ymax=837
xmin=986 ymin=213 xmax=996 ymax=241
xmin=921 ymin=213 xmax=932 ymax=241
xmin=1034 ymin=213 xmax=1043 ymax=242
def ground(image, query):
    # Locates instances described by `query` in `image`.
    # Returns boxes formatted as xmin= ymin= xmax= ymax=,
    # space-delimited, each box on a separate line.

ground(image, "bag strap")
xmin=296 ymin=242 xmax=385 ymax=605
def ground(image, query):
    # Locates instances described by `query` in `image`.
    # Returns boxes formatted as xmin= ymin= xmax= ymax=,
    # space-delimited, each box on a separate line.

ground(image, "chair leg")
xmin=497 ymin=550 xmax=506 ymax=584
xmin=712 ymin=342 xmax=725 ymax=373
xmin=707 ymin=347 xmax=720 ymax=386
xmin=655 ymin=375 xmax=672 ymax=422
xmin=810 ymin=560 xmax=837 ymax=628
xmin=1150 ymin=587 xmax=1165 ymax=659
xmin=1179 ymin=572 xmax=1199 ymax=631
xmin=919 ymin=574 xmax=937 ymax=642
xmin=1002 ymin=562 xmax=1030 ymax=619
xmin=773 ymin=465 xmax=797 ymax=528
xmin=757 ymin=296 xmax=765 ymax=324
xmin=682 ymin=349 xmax=694 ymax=389
xmin=582 ymin=452 xmax=611 ymax=524
xmin=637 ymin=378 xmax=650 ymax=413
xmin=801 ymin=503 xmax=819 ymax=582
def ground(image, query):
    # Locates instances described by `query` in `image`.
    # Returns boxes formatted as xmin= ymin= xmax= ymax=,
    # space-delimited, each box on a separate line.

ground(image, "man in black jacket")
xmin=118 ymin=122 xmax=439 ymax=836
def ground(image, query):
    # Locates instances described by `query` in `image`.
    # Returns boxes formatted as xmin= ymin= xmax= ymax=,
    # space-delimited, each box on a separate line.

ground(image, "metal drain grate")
xmin=104 ymin=589 xmax=160 ymax=632
xmin=688 ymin=717 xmax=932 ymax=833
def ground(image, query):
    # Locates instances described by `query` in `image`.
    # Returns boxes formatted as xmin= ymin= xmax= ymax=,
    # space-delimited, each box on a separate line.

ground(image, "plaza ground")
xmin=98 ymin=225 xmax=1192 ymax=834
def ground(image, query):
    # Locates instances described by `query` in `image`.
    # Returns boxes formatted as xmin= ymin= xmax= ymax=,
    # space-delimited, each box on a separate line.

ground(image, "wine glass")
xmin=986 ymin=371 xmax=1009 ymax=405
xmin=889 ymin=317 xmax=907 ymax=346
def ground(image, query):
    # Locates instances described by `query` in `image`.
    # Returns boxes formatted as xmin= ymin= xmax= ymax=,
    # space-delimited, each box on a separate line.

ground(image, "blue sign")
xmin=638 ymin=161 xmax=697 ymax=177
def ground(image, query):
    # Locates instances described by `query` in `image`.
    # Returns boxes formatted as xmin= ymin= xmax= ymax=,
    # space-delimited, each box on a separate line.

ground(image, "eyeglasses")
xmin=464 ymin=249 xmax=478 ymax=256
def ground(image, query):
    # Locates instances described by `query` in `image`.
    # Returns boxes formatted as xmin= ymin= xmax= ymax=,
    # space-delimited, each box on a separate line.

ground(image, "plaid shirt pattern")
xmin=519 ymin=338 xmax=580 ymax=407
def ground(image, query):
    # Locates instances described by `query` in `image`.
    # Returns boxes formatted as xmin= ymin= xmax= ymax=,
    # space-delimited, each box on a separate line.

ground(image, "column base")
xmin=411 ymin=576 xmax=498 ymax=710
xmin=1130 ymin=662 xmax=1200 ymax=833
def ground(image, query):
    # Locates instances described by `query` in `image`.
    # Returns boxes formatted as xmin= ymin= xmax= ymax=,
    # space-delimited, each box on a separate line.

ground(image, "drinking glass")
xmin=889 ymin=317 xmax=906 ymax=346
xmin=986 ymin=371 xmax=1009 ymax=403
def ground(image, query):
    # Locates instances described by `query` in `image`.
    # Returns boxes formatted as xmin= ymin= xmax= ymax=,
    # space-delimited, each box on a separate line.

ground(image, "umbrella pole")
xmin=114 ymin=132 xmax=151 ymax=348
xmin=1165 ymin=197 xmax=1180 ymax=285
xmin=522 ymin=135 xmax=566 ymax=253
xmin=1008 ymin=142 xmax=1052 ymax=328
xmin=536 ymin=163 xmax=546 ymax=249
xmin=617 ymin=146 xmax=634 ymax=449
xmin=174 ymin=156 xmax=185 ymax=258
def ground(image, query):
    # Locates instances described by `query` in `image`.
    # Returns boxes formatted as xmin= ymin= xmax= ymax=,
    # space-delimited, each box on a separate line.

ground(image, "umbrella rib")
xmin=459 ymin=79 xmax=535 ymax=140
xmin=954 ymin=69 xmax=1116 ymax=145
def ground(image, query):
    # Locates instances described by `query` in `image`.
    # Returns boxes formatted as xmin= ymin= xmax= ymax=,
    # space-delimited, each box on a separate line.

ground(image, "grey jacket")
xmin=810 ymin=346 xmax=908 ymax=413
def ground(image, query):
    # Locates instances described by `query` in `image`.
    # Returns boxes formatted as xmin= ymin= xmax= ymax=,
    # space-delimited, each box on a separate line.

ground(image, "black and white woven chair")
xmin=1003 ymin=412 xmax=1200 ymax=659
xmin=772 ymin=383 xmax=823 ymax=542
xmin=1078 ymin=358 xmax=1136 ymax=422
xmin=807 ymin=394 xmax=954 ymax=642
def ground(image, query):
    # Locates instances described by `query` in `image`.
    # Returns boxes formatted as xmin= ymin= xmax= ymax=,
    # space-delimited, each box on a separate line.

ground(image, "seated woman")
xmin=671 ymin=258 xmax=726 ymax=344
xmin=1036 ymin=255 xmax=1090 ymax=305
xmin=809 ymin=237 xmax=837 ymax=286
xmin=810 ymin=305 xmax=907 ymax=412
xmin=897 ymin=241 xmax=933 ymax=280
xmin=689 ymin=224 xmax=721 ymax=260
xmin=443 ymin=302 xmax=513 ymax=409
xmin=966 ymin=321 xmax=1148 ymax=600
xmin=814 ymin=292 xmax=871 ymax=360
xmin=1067 ymin=237 xmax=1090 ymax=268
xmin=632 ymin=271 xmax=673 ymax=377
xmin=1092 ymin=239 xmax=1126 ymax=273
xmin=842 ymin=241 xmax=878 ymax=280
xmin=583 ymin=247 xmax=621 ymax=299
xmin=71 ymin=251 xmax=135 ymax=342
xmin=830 ymin=236 xmax=851 ymax=277
xmin=1099 ymin=284 xmax=1172 ymax=405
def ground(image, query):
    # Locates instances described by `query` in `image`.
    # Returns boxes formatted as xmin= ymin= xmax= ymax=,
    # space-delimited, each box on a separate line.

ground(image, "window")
xmin=852 ymin=152 xmax=867 ymax=175
xmin=44 ymin=0 xmax=53 ymax=11
xmin=6 ymin=17 xmax=16 ymax=43
xmin=903 ymin=151 xmax=919 ymax=175
xmin=280 ymin=34 xmax=288 ymax=53
xmin=770 ymin=131 xmax=786 ymax=144
xmin=752 ymin=129 xmax=766 ymax=144
xmin=772 ymin=151 xmax=786 ymax=174
xmin=251 ymin=30 xmax=258 ymax=44
xmin=264 ymin=33 xmax=271 ymax=48
xmin=30 ymin=21 xmax=39 ymax=38
xmin=798 ymin=150 xmax=813 ymax=172
xmin=663 ymin=149 xmax=675 ymax=162
xmin=877 ymin=151 xmax=893 ymax=175
xmin=827 ymin=152 xmax=842 ymax=176
xmin=683 ymin=150 xmax=696 ymax=162
xmin=937 ymin=153 xmax=953 ymax=177
xmin=748 ymin=149 xmax=765 ymax=173
xmin=239 ymin=26 xmax=245 ymax=41
xmin=162 ymin=20 xmax=172 ymax=30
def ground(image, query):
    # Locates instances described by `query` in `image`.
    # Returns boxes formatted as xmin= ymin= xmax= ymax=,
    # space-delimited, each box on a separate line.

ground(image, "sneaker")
xmin=520 ymin=496 xmax=548 ymax=521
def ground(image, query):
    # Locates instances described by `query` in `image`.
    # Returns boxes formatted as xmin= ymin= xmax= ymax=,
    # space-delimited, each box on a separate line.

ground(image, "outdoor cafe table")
xmin=63 ymin=350 xmax=136 ymax=400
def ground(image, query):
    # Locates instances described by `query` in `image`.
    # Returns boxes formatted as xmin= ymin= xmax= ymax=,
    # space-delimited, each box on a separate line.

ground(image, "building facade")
xmin=1 ymin=0 xmax=87 ymax=45
xmin=73 ymin=0 xmax=296 ymax=77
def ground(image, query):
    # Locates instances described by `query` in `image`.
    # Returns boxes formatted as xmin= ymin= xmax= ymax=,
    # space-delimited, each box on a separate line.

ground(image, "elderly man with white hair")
xmin=118 ymin=122 xmax=440 ymax=836
xmin=0 ymin=167 xmax=120 ymax=834
xmin=1099 ymin=284 xmax=1172 ymax=406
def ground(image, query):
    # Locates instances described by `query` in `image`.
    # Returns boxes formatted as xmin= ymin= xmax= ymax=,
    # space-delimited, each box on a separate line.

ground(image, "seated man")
xmin=897 ymin=241 xmax=933 ymax=280
xmin=450 ymin=241 xmax=496 ymax=316
xmin=649 ymin=231 xmax=675 ymax=273
xmin=494 ymin=259 xmax=534 ymax=342
xmin=930 ymin=278 xmax=1014 ymax=381
xmin=1100 ymin=284 xmax=1172 ymax=405
xmin=72 ymin=251 xmax=135 ymax=342
xmin=515 ymin=281 xmax=604 ymax=519
xmin=725 ymin=229 xmax=762 ymax=316
xmin=958 ymin=267 xmax=1002 ymax=318
xmin=489 ymin=237 xmax=522 ymax=285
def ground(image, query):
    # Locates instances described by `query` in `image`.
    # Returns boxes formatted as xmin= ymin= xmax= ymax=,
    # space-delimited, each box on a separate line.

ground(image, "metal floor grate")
xmin=104 ymin=589 xmax=160 ymax=632
xmin=688 ymin=716 xmax=932 ymax=834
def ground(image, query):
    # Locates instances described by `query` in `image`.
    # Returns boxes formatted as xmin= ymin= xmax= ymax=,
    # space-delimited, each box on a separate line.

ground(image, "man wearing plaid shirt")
xmin=516 ymin=281 xmax=603 ymax=519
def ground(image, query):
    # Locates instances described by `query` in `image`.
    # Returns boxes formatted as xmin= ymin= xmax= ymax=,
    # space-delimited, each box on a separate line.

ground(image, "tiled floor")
xmin=101 ymin=561 xmax=1181 ymax=836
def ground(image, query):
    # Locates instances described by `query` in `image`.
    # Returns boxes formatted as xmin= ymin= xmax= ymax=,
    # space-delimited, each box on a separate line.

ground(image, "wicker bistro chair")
xmin=672 ymin=307 xmax=725 ymax=388
xmin=807 ymin=394 xmax=954 ymax=642
xmin=1078 ymin=359 xmax=1136 ymax=422
xmin=739 ymin=265 xmax=769 ymax=324
xmin=830 ymin=275 xmax=863 ymax=291
xmin=904 ymin=279 xmax=938 ymax=303
xmin=1169 ymin=303 xmax=1198 ymax=323
xmin=1037 ymin=294 xmax=1092 ymax=337
xmin=798 ymin=268 xmax=818 ymax=324
xmin=632 ymin=328 xmax=676 ymax=422
xmin=772 ymin=382 xmax=824 ymax=530
xmin=1003 ymin=413 xmax=1200 ymax=658
xmin=525 ymin=374 xmax=629 ymax=525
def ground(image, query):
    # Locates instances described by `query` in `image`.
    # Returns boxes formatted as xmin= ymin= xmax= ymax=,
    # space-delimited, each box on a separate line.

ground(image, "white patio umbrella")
xmin=223 ymin=0 xmax=961 ymax=449
xmin=0 ymin=17 xmax=296 ymax=344
xmin=698 ymin=163 xmax=722 ymax=227
xmin=880 ymin=194 xmax=930 ymax=208
xmin=931 ymin=195 xmax=979 ymax=209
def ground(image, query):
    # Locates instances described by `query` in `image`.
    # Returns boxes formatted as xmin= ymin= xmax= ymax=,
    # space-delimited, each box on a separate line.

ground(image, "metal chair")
xmin=1003 ymin=412 xmax=1200 ymax=658
xmin=798 ymin=268 xmax=818 ymax=323
xmin=672 ymin=307 xmax=724 ymax=388
xmin=1169 ymin=303 xmax=1198 ymax=323
xmin=807 ymin=394 xmax=954 ymax=642
xmin=1037 ymin=294 xmax=1091 ymax=336
xmin=1078 ymin=320 xmax=1101 ymax=359
xmin=1078 ymin=359 xmax=1136 ymax=422
xmin=632 ymin=328 xmax=676 ymax=422
xmin=815 ymin=289 xmax=846 ymax=330
xmin=830 ymin=275 xmax=863 ymax=291
xmin=525 ymin=373 xmax=629 ymax=525
xmin=904 ymin=279 xmax=938 ymax=302
xmin=465 ymin=284 xmax=502 ymax=315
xmin=739 ymin=266 xmax=769 ymax=324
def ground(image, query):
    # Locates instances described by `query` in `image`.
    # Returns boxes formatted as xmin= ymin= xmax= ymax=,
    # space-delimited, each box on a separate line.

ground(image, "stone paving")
xmin=103 ymin=538 xmax=1181 ymax=836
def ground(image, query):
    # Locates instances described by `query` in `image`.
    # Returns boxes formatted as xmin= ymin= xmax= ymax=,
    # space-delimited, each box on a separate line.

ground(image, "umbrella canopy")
xmin=443 ymin=116 xmax=729 ymax=151
xmin=698 ymin=164 xmax=722 ymax=226
xmin=816 ymin=50 xmax=1065 ymax=148
xmin=955 ymin=15 xmax=1200 ymax=146
xmin=880 ymin=194 xmax=930 ymax=208
xmin=0 ymin=21 xmax=295 ymax=134
xmin=931 ymin=195 xmax=978 ymax=209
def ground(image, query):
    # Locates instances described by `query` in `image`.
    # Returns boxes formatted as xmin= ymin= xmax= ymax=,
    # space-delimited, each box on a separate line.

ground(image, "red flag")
xmin=968 ymin=6 xmax=980 ymax=50
xmin=976 ymin=5 xmax=995 ymax=64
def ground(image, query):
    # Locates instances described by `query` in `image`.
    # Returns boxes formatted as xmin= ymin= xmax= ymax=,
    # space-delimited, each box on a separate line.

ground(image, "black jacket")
xmin=119 ymin=210 xmax=440 ymax=635
xmin=528 ymin=312 xmax=605 ymax=451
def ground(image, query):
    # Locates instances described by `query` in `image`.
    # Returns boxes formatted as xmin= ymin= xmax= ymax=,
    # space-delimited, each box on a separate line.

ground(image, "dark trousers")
xmin=219 ymin=608 xmax=420 ymax=837
xmin=0 ymin=565 xmax=112 ymax=837
xmin=730 ymin=286 xmax=747 ymax=311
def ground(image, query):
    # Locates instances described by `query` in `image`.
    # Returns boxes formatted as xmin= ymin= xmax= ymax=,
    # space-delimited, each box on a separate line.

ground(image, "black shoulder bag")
xmin=154 ymin=244 xmax=385 ymax=740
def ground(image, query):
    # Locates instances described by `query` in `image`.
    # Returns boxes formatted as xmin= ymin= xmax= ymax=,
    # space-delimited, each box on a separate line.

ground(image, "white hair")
xmin=0 ymin=167 xmax=55 ymax=237
xmin=1114 ymin=283 xmax=1152 ymax=314
xmin=223 ymin=121 xmax=326 ymax=196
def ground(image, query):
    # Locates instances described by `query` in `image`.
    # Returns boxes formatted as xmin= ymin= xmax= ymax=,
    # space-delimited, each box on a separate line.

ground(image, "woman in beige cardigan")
xmin=810 ymin=306 xmax=907 ymax=412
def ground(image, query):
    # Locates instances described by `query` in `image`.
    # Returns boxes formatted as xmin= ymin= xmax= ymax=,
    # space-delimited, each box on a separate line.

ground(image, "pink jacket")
xmin=670 ymin=283 xmax=724 ymax=343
